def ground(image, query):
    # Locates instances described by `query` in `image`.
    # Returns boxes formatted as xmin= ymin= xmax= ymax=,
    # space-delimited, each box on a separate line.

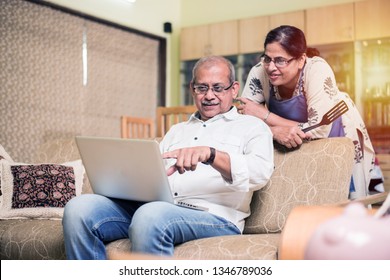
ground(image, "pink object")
xmin=305 ymin=203 xmax=390 ymax=259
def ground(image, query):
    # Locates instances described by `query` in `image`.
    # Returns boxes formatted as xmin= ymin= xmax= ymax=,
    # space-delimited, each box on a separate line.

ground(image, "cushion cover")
xmin=0 ymin=143 xmax=14 ymax=201
xmin=244 ymin=138 xmax=353 ymax=234
xmin=0 ymin=144 xmax=13 ymax=163
xmin=0 ymin=160 xmax=84 ymax=219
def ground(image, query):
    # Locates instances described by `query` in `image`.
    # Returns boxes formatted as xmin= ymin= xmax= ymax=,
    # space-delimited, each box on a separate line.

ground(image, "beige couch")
xmin=0 ymin=137 xmax=355 ymax=260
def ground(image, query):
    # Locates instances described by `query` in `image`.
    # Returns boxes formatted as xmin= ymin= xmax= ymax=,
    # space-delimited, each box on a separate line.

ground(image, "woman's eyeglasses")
xmin=262 ymin=55 xmax=296 ymax=68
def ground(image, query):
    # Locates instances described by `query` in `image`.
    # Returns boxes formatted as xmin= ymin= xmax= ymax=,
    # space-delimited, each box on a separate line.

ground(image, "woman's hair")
xmin=191 ymin=55 xmax=235 ymax=84
xmin=264 ymin=25 xmax=319 ymax=58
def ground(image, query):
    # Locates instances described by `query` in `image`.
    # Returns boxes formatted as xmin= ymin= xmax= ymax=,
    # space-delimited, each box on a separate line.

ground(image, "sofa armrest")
xmin=332 ymin=191 xmax=389 ymax=207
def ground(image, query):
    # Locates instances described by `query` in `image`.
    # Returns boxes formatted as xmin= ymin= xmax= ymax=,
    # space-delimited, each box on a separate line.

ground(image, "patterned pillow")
xmin=0 ymin=160 xmax=84 ymax=220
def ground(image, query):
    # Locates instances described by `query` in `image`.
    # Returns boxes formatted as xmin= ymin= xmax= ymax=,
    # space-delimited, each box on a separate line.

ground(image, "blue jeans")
xmin=62 ymin=194 xmax=240 ymax=259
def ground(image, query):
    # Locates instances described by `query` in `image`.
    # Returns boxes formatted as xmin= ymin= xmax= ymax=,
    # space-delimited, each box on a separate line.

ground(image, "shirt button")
xmin=203 ymin=124 xmax=206 ymax=127
xmin=194 ymin=137 xmax=198 ymax=140
xmin=174 ymin=192 xmax=178 ymax=196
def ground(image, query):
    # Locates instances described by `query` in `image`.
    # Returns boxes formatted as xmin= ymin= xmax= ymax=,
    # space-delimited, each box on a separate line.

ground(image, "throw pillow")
xmin=0 ymin=143 xmax=14 ymax=162
xmin=0 ymin=160 xmax=84 ymax=220
xmin=0 ymin=143 xmax=14 ymax=200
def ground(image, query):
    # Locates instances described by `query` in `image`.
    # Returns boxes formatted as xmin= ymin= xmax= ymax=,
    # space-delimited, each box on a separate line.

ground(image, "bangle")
xmin=263 ymin=111 xmax=271 ymax=123
xmin=202 ymin=147 xmax=216 ymax=165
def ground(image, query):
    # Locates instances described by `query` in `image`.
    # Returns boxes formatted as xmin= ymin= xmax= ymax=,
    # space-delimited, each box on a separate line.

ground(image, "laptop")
xmin=75 ymin=136 xmax=207 ymax=211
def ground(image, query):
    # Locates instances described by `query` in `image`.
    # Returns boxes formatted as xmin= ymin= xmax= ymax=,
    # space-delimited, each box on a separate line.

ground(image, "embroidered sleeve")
xmin=302 ymin=57 xmax=341 ymax=137
xmin=241 ymin=65 xmax=266 ymax=104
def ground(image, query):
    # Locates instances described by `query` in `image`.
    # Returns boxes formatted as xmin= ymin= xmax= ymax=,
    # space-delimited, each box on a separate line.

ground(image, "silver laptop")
xmin=75 ymin=136 xmax=207 ymax=211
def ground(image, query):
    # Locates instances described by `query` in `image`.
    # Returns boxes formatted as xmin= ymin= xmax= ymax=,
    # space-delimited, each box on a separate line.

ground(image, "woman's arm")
xmin=236 ymin=97 xmax=308 ymax=149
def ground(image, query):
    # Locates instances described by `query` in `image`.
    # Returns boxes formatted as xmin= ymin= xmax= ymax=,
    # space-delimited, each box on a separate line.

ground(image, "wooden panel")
xmin=269 ymin=10 xmax=305 ymax=33
xmin=306 ymin=3 xmax=354 ymax=45
xmin=180 ymin=25 xmax=209 ymax=61
xmin=355 ymin=0 xmax=390 ymax=40
xmin=239 ymin=15 xmax=269 ymax=54
xmin=209 ymin=20 xmax=239 ymax=56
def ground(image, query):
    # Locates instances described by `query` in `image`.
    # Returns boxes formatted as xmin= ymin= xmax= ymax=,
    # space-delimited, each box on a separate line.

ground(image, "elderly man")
xmin=62 ymin=56 xmax=274 ymax=259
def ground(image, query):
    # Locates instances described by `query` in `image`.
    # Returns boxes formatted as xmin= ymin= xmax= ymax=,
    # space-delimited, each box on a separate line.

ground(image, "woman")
xmin=237 ymin=25 xmax=375 ymax=199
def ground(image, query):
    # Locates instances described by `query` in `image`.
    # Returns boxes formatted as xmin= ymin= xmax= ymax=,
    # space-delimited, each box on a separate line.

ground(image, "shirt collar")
xmin=189 ymin=105 xmax=239 ymax=123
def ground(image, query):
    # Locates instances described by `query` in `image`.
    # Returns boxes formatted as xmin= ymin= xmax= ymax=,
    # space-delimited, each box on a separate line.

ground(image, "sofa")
xmin=0 ymin=137 xmax=355 ymax=260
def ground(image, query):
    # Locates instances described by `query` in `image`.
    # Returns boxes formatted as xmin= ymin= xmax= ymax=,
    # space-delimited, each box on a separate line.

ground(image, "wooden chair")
xmin=156 ymin=105 xmax=197 ymax=137
xmin=121 ymin=116 xmax=155 ymax=139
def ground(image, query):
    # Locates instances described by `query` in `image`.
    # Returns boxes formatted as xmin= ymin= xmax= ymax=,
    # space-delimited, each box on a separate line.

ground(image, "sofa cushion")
xmin=0 ymin=160 xmax=84 ymax=219
xmin=0 ymin=219 xmax=66 ymax=260
xmin=244 ymin=138 xmax=354 ymax=234
xmin=105 ymin=234 xmax=280 ymax=260
xmin=34 ymin=138 xmax=80 ymax=163
xmin=33 ymin=138 xmax=93 ymax=194
xmin=174 ymin=234 xmax=280 ymax=260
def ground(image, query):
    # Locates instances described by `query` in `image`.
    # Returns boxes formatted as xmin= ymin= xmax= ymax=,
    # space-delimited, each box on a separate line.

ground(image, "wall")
xmin=45 ymin=0 xmax=367 ymax=105
xmin=180 ymin=0 xmax=365 ymax=27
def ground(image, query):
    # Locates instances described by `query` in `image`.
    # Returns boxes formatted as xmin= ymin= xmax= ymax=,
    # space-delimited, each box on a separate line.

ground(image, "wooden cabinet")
xmin=355 ymin=0 xmax=390 ymax=40
xmin=180 ymin=1 xmax=390 ymax=58
xmin=306 ymin=3 xmax=355 ymax=45
xmin=377 ymin=153 xmax=390 ymax=192
xmin=180 ymin=20 xmax=238 ymax=61
xmin=238 ymin=10 xmax=305 ymax=55
xmin=356 ymin=38 xmax=390 ymax=143
xmin=209 ymin=20 xmax=239 ymax=57
xmin=367 ymin=126 xmax=390 ymax=154
xmin=363 ymin=96 xmax=390 ymax=128
xmin=269 ymin=10 xmax=305 ymax=33
xmin=238 ymin=15 xmax=269 ymax=54
xmin=180 ymin=25 xmax=209 ymax=61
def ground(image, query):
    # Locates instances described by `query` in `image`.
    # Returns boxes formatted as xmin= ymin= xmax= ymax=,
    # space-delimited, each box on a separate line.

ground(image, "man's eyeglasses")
xmin=262 ymin=55 xmax=296 ymax=68
xmin=193 ymin=82 xmax=234 ymax=96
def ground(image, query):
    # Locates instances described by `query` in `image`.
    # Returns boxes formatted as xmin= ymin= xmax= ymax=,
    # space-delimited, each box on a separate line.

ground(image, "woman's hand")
xmin=236 ymin=97 xmax=311 ymax=149
xmin=271 ymin=126 xmax=310 ymax=149
xmin=236 ymin=97 xmax=268 ymax=119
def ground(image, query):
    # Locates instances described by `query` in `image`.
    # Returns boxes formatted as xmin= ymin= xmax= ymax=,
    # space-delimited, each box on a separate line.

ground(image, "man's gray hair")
xmin=191 ymin=56 xmax=235 ymax=84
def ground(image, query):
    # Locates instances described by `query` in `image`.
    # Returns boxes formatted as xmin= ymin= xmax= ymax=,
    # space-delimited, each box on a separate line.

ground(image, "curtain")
xmin=0 ymin=0 xmax=163 ymax=162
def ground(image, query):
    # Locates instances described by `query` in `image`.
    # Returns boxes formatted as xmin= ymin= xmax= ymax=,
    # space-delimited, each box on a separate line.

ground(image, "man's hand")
xmin=162 ymin=146 xmax=211 ymax=176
